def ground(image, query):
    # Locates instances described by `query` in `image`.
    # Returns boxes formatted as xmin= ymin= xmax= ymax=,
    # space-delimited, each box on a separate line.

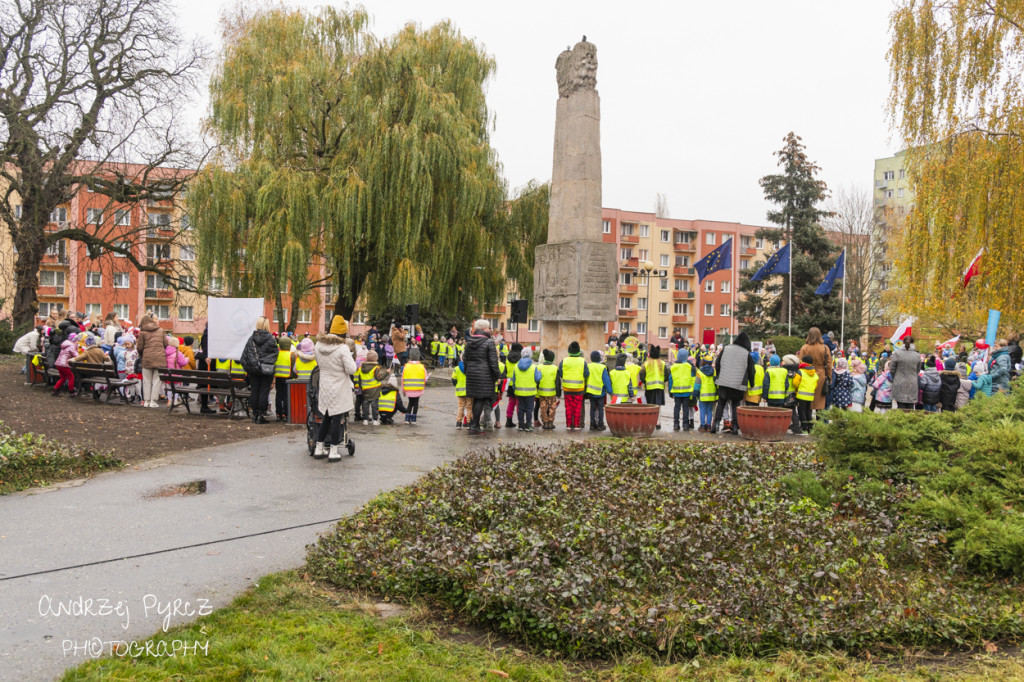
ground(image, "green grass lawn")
xmin=63 ymin=571 xmax=1024 ymax=681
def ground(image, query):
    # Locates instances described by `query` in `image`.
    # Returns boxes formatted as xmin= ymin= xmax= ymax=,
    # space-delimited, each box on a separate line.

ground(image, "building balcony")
xmin=40 ymin=254 xmax=69 ymax=265
xmin=145 ymin=289 xmax=174 ymax=300
xmin=672 ymin=315 xmax=693 ymax=325
xmin=37 ymin=287 xmax=67 ymax=297
xmin=619 ymin=257 xmax=639 ymax=270
xmin=673 ymin=242 xmax=695 ymax=253
xmin=672 ymin=290 xmax=695 ymax=300
xmin=488 ymin=305 xmax=507 ymax=315
xmin=743 ymin=247 xmax=757 ymax=255
xmin=673 ymin=266 xmax=695 ymax=277
xmin=618 ymin=308 xmax=638 ymax=318
xmin=618 ymin=283 xmax=638 ymax=293
xmin=619 ymin=233 xmax=639 ymax=244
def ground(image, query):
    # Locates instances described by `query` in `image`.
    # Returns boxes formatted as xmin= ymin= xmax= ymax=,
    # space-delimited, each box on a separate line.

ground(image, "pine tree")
xmin=737 ymin=133 xmax=854 ymax=339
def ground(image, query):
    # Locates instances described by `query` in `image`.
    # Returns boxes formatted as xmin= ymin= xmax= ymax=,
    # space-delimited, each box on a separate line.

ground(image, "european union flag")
xmin=749 ymin=243 xmax=791 ymax=282
xmin=814 ymin=250 xmax=845 ymax=295
xmin=694 ymin=238 xmax=733 ymax=283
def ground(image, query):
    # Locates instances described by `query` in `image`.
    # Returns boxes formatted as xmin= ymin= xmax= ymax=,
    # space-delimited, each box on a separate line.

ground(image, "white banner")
xmin=207 ymin=297 xmax=265 ymax=361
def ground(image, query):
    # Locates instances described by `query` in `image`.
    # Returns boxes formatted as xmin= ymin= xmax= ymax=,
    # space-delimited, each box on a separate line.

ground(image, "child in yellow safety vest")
xmin=639 ymin=346 xmax=666 ymax=429
xmin=401 ymin=348 xmax=427 ymax=424
xmin=355 ymin=350 xmax=389 ymax=425
xmin=693 ymin=362 xmax=718 ymax=432
xmin=378 ymin=358 xmax=407 ymax=425
xmin=745 ymin=352 xmax=766 ymax=406
xmin=273 ymin=337 xmax=295 ymax=422
xmin=608 ymin=354 xmax=635 ymax=405
xmin=667 ymin=349 xmax=696 ymax=431
xmin=452 ymin=356 xmax=469 ymax=428
xmin=536 ymin=349 xmax=561 ymax=430
xmin=792 ymin=355 xmax=819 ymax=435
xmin=510 ymin=349 xmax=542 ymax=431
xmin=430 ymin=335 xmax=441 ymax=367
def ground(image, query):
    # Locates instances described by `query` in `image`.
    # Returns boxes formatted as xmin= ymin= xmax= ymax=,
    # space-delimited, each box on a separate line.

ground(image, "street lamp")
xmin=632 ymin=260 xmax=655 ymax=346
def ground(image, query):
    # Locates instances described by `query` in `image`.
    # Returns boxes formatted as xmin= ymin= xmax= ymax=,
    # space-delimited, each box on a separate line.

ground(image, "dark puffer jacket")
xmin=918 ymin=367 xmax=941 ymax=405
xmin=241 ymin=329 xmax=279 ymax=376
xmin=938 ymin=370 xmax=961 ymax=412
xmin=463 ymin=331 xmax=500 ymax=399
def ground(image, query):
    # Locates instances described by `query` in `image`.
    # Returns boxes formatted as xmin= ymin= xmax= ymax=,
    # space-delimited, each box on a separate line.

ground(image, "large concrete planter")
xmin=605 ymin=403 xmax=660 ymax=438
xmin=736 ymin=406 xmax=791 ymax=442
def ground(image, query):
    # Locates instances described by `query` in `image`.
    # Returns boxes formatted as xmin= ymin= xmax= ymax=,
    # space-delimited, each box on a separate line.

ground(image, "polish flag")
xmin=937 ymin=334 xmax=960 ymax=350
xmin=890 ymin=317 xmax=915 ymax=344
xmin=961 ymin=248 xmax=984 ymax=289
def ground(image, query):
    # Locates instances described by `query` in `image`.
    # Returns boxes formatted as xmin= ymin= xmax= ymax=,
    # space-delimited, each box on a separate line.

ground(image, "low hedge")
xmin=307 ymin=440 xmax=1024 ymax=659
xmin=0 ymin=425 xmax=123 ymax=494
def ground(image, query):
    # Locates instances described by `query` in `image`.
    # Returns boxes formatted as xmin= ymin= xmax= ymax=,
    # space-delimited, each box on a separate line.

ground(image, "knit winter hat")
xmin=298 ymin=339 xmax=314 ymax=353
xmin=84 ymin=335 xmax=97 ymax=346
xmin=543 ymin=349 xmax=555 ymax=362
xmin=184 ymin=336 xmax=194 ymax=346
xmin=650 ymin=346 xmax=660 ymax=359
xmin=925 ymin=356 xmax=936 ymax=368
xmin=769 ymin=354 xmax=781 ymax=366
xmin=590 ymin=350 xmax=602 ymax=362
xmin=973 ymin=361 xmax=988 ymax=375
xmin=615 ymin=354 xmax=626 ymax=369
xmin=511 ymin=343 xmax=523 ymax=355
xmin=944 ymin=358 xmax=957 ymax=371
xmin=568 ymin=341 xmax=581 ymax=356
xmin=367 ymin=350 xmax=378 ymax=363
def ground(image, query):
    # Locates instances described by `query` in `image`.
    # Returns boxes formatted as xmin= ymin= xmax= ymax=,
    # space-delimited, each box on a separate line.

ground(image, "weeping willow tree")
xmin=888 ymin=0 xmax=1024 ymax=331
xmin=189 ymin=6 xmax=541 ymax=327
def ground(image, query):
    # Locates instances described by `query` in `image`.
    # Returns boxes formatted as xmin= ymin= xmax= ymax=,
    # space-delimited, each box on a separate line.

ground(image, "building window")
xmin=147 ymin=243 xmax=170 ymax=264
xmin=112 ymin=304 xmax=129 ymax=320
xmin=620 ymin=222 xmax=634 ymax=236
xmin=115 ymin=209 xmax=131 ymax=226
xmin=885 ymin=189 xmax=893 ymax=199
xmin=179 ymin=245 xmax=195 ymax=261
xmin=721 ymin=304 xmax=731 ymax=316
xmin=180 ymin=274 xmax=195 ymax=289
xmin=146 ymin=273 xmax=169 ymax=290
xmin=352 ymin=311 xmax=367 ymax=325
xmin=638 ymin=224 xmax=649 ymax=238
xmin=209 ymin=276 xmax=223 ymax=292
xmin=50 ymin=207 xmax=68 ymax=223
xmin=148 ymin=212 xmax=172 ymax=227
xmin=899 ymin=168 xmax=906 ymax=179
xmin=884 ymin=170 xmax=895 ymax=180
xmin=619 ymin=322 xmax=630 ymax=334
xmin=755 ymin=237 xmax=764 ymax=249
xmin=705 ymin=303 xmax=713 ymax=316
xmin=741 ymin=236 xmax=751 ymax=249
xmin=659 ymin=278 xmax=668 ymax=290
xmin=659 ymin=254 xmax=669 ymax=267
xmin=507 ymin=321 xmax=518 ymax=332
xmin=113 ymin=272 xmax=130 ymax=288
xmin=86 ymin=208 xmax=103 ymax=224
xmin=152 ymin=305 xmax=170 ymax=320
xmin=44 ymin=239 xmax=67 ymax=260
xmin=897 ymin=188 xmax=905 ymax=198
xmin=602 ymin=220 xmax=611 ymax=234
xmin=637 ymin=322 xmax=647 ymax=335
xmin=272 ymin=308 xmax=289 ymax=324
xmin=660 ymin=229 xmax=670 ymax=242
xmin=528 ymin=319 xmax=540 ymax=332
xmin=658 ymin=302 xmax=668 ymax=314
xmin=674 ymin=278 xmax=686 ymax=291
xmin=298 ymin=309 xmax=312 ymax=324
xmin=115 ymin=241 xmax=130 ymax=257
xmin=638 ymin=249 xmax=649 ymax=261
xmin=178 ymin=305 xmax=194 ymax=322
xmin=673 ymin=303 xmax=684 ymax=314
xmin=38 ymin=302 xmax=65 ymax=317
xmin=619 ymin=297 xmax=631 ymax=309
xmin=721 ymin=281 xmax=730 ymax=294
xmin=619 ymin=272 xmax=632 ymax=285
xmin=85 ymin=271 xmax=101 ymax=287
xmin=620 ymin=247 xmax=633 ymax=260
xmin=705 ymin=232 xmax=716 ymax=245
xmin=676 ymin=255 xmax=690 ymax=267
xmin=637 ymin=297 xmax=647 ymax=311
xmin=85 ymin=303 xmax=102 ymax=318
xmin=741 ymin=259 xmax=750 ymax=270
xmin=773 ymin=240 xmax=780 ymax=250
xmin=39 ymin=270 xmax=65 ymax=292
xmin=181 ymin=214 xmax=192 ymax=230
xmin=705 ymin=280 xmax=714 ymax=292
xmin=658 ymin=326 xmax=668 ymax=339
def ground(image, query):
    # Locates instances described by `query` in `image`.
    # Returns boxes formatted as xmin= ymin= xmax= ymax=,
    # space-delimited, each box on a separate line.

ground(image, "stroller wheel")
xmin=347 ymin=440 xmax=356 ymax=457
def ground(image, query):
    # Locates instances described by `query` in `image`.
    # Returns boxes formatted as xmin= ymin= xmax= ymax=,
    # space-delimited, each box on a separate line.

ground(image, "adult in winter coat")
xmin=1007 ymin=333 xmax=1022 ymax=377
xmin=313 ymin=325 xmax=357 ymax=460
xmin=938 ymin=358 xmax=963 ymax=412
xmin=889 ymin=336 xmax=922 ymax=410
xmin=712 ymin=331 xmax=756 ymax=435
xmin=989 ymin=340 xmax=1013 ymax=394
xmin=463 ymin=319 xmax=501 ymax=434
xmin=241 ymin=316 xmax=280 ymax=424
xmin=135 ymin=315 xmax=169 ymax=408
xmin=798 ymin=327 xmax=833 ymax=410
xmin=391 ymin=325 xmax=408 ymax=365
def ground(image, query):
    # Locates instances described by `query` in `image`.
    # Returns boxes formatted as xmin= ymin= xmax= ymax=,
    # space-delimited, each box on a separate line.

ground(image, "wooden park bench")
xmin=27 ymin=352 xmax=59 ymax=387
xmin=157 ymin=368 xmax=251 ymax=419
xmin=70 ymin=361 xmax=139 ymax=404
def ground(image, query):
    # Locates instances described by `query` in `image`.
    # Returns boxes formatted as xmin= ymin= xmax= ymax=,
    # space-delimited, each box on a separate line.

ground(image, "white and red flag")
xmin=890 ymin=317 xmax=916 ymax=344
xmin=961 ymin=248 xmax=984 ymax=289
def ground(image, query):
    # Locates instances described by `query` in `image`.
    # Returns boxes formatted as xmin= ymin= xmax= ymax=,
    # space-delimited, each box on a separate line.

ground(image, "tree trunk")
xmin=11 ymin=222 xmax=45 ymax=329
xmin=274 ymin=293 xmax=286 ymax=334
xmin=287 ymin=294 xmax=300 ymax=334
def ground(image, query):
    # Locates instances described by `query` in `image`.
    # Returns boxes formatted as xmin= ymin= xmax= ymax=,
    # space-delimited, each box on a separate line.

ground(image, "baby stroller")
xmin=305 ymin=367 xmax=355 ymax=457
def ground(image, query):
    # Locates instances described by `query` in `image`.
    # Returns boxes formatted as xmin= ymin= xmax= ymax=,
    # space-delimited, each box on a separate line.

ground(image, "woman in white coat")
xmin=313 ymin=323 xmax=356 ymax=462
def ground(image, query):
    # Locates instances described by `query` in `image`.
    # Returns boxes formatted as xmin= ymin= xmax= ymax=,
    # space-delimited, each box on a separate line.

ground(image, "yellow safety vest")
xmin=453 ymin=366 xmax=467 ymax=397
xmin=796 ymin=368 xmax=818 ymax=402
xmin=561 ymin=356 xmax=586 ymax=392
xmin=644 ymin=360 xmax=665 ymax=391
xmin=746 ymin=364 xmax=765 ymax=401
xmin=445 ymin=344 xmax=456 ymax=358
xmin=294 ymin=356 xmax=317 ymax=379
xmin=402 ymin=363 xmax=426 ymax=392
xmin=609 ymin=368 xmax=633 ymax=402
xmin=586 ymin=362 xmax=607 ymax=396
xmin=868 ymin=357 xmax=878 ymax=372
xmin=274 ymin=350 xmax=293 ymax=378
xmin=537 ymin=364 xmax=558 ymax=397
xmin=626 ymin=363 xmax=642 ymax=391
xmin=456 ymin=343 xmax=464 ymax=356
xmin=431 ymin=340 xmax=440 ymax=355
xmin=514 ymin=364 xmax=538 ymax=397
xmin=215 ymin=359 xmax=244 ymax=375
xmin=766 ymin=367 xmax=789 ymax=400
xmin=378 ymin=390 xmax=397 ymax=413
xmin=699 ymin=372 xmax=718 ymax=402
xmin=358 ymin=365 xmax=381 ymax=392
xmin=670 ymin=362 xmax=695 ymax=395
xmin=505 ymin=358 xmax=517 ymax=384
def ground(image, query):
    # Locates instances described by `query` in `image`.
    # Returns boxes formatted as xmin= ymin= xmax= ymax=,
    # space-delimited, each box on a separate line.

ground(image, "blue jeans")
xmin=516 ymin=396 xmax=535 ymax=428
xmin=699 ymin=401 xmax=714 ymax=426
xmin=672 ymin=396 xmax=693 ymax=428
xmin=589 ymin=395 xmax=605 ymax=426
xmin=923 ymin=403 xmax=939 ymax=412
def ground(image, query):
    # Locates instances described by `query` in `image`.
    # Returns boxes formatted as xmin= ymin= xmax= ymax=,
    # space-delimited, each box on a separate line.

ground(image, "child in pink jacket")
xmin=164 ymin=334 xmax=188 ymax=404
xmin=53 ymin=333 xmax=79 ymax=396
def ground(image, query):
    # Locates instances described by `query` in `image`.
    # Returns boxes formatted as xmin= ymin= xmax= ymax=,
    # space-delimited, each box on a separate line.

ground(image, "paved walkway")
xmin=0 ymin=384 xmax=800 ymax=680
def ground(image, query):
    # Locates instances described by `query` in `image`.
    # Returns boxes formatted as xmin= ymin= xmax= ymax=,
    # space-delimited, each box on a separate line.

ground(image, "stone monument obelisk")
xmin=533 ymin=38 xmax=616 ymax=355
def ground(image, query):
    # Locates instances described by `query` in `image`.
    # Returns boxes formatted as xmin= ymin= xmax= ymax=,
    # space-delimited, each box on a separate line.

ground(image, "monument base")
xmin=540 ymin=320 xmax=607 ymax=360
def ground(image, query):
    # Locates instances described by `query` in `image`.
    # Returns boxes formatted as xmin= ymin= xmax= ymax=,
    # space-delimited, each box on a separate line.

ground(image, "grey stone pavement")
xmin=0 ymin=382 xmax=801 ymax=680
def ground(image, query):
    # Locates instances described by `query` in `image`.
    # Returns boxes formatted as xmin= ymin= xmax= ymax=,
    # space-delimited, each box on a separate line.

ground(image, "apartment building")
xmin=872 ymin=151 xmax=915 ymax=330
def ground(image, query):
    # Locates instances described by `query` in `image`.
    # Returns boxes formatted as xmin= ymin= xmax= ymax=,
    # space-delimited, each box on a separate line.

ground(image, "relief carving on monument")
xmin=555 ymin=39 xmax=597 ymax=98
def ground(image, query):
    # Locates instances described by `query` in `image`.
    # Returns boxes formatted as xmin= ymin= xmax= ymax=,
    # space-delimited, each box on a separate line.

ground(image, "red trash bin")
xmin=287 ymin=379 xmax=309 ymax=425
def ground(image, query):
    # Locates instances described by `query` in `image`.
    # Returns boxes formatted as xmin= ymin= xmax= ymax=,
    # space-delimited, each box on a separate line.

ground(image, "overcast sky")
xmin=174 ymin=0 xmax=900 ymax=227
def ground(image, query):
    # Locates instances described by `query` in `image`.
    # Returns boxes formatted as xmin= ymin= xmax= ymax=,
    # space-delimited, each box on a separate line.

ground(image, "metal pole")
xmin=732 ymin=235 xmax=737 ymax=342
xmin=840 ymin=248 xmax=846 ymax=354
xmin=787 ymin=239 xmax=793 ymax=336
xmin=645 ymin=266 xmax=651 ymax=347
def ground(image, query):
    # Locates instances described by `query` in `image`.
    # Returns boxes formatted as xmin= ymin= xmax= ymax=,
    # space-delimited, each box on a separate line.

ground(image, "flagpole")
xmin=787 ymin=240 xmax=793 ymax=336
xmin=731 ymin=235 xmax=737 ymax=342
xmin=840 ymin=248 xmax=846 ymax=354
